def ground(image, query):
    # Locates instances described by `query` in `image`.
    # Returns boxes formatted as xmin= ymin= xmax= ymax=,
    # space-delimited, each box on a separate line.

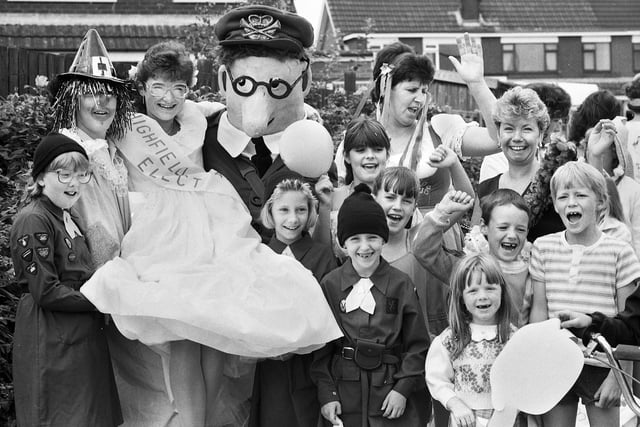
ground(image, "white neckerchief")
xmin=63 ymin=210 xmax=83 ymax=239
xmin=281 ymin=246 xmax=295 ymax=259
xmin=344 ymin=277 xmax=376 ymax=315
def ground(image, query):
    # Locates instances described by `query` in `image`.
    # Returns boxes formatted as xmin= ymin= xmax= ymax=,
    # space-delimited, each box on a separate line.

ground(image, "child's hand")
xmin=427 ymin=146 xmax=459 ymax=169
xmin=447 ymin=397 xmax=475 ymax=427
xmin=595 ymin=370 xmax=621 ymax=408
xmin=587 ymin=119 xmax=617 ymax=157
xmin=314 ymin=174 xmax=334 ymax=207
xmin=448 ymin=33 xmax=485 ymax=85
xmin=439 ymin=190 xmax=474 ymax=215
xmin=555 ymin=310 xmax=593 ymax=329
xmin=381 ymin=390 xmax=406 ymax=419
xmin=320 ymin=401 xmax=342 ymax=425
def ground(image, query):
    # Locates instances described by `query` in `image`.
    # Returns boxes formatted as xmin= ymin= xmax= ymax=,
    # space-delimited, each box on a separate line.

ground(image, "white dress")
xmin=81 ymin=101 xmax=342 ymax=358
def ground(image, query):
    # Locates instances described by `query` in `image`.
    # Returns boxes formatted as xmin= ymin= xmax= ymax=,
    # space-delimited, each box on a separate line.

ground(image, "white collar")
xmin=217 ymin=112 xmax=285 ymax=158
xmin=470 ymin=323 xmax=498 ymax=341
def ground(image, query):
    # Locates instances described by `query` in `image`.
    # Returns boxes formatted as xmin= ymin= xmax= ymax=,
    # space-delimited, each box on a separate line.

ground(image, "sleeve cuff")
xmin=582 ymin=312 xmax=606 ymax=345
xmin=393 ymin=377 xmax=416 ymax=398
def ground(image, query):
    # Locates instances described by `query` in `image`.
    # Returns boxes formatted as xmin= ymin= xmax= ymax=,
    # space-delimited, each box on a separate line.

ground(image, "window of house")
xmin=633 ymin=44 xmax=640 ymax=72
xmin=502 ymin=43 xmax=557 ymax=72
xmin=423 ymin=44 xmax=439 ymax=69
xmin=583 ymin=43 xmax=610 ymax=71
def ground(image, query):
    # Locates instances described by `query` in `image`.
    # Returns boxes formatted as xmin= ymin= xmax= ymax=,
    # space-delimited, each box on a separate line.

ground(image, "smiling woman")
xmin=476 ymin=86 xmax=569 ymax=241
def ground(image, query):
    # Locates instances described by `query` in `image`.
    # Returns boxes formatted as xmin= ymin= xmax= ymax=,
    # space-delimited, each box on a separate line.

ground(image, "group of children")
xmin=12 ymin=92 xmax=640 ymax=427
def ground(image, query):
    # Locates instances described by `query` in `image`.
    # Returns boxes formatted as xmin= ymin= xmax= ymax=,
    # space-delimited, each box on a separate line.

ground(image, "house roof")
xmin=326 ymin=0 xmax=640 ymax=35
xmin=0 ymin=14 xmax=205 ymax=51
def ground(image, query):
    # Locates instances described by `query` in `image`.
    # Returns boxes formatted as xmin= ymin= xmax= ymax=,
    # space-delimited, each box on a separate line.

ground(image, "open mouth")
xmin=64 ymin=190 xmax=78 ymax=197
xmin=407 ymin=106 xmax=419 ymax=115
xmin=357 ymin=252 xmax=374 ymax=259
xmin=157 ymin=102 xmax=177 ymax=110
xmin=476 ymin=303 xmax=491 ymax=310
xmin=362 ymin=163 xmax=378 ymax=171
xmin=282 ymin=224 xmax=299 ymax=232
xmin=387 ymin=213 xmax=403 ymax=224
xmin=500 ymin=242 xmax=518 ymax=251
xmin=509 ymin=145 xmax=527 ymax=152
xmin=93 ymin=109 xmax=110 ymax=116
xmin=566 ymin=211 xmax=582 ymax=224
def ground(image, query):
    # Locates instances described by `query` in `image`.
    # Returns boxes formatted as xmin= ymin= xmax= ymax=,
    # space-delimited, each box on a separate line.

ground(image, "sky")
xmin=293 ymin=0 xmax=324 ymax=43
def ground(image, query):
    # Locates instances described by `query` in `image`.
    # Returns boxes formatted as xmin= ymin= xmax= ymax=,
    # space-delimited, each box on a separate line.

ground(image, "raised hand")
xmin=448 ymin=33 xmax=485 ymax=85
xmin=428 ymin=145 xmax=459 ymax=169
xmin=439 ymin=190 xmax=474 ymax=215
xmin=314 ymin=174 xmax=334 ymax=207
xmin=587 ymin=119 xmax=618 ymax=158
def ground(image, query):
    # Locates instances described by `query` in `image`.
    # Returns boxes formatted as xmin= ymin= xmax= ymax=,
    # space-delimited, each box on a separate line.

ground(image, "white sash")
xmin=116 ymin=109 xmax=241 ymax=200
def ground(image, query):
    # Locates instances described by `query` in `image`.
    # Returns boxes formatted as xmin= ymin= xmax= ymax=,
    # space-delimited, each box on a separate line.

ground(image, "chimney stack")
xmin=460 ymin=0 xmax=481 ymax=21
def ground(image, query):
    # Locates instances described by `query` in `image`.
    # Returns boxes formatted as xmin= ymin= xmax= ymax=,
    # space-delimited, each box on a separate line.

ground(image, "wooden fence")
xmin=0 ymin=46 xmax=74 ymax=98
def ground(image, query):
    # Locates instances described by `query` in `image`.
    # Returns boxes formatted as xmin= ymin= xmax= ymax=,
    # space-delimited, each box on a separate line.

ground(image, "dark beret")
xmin=214 ymin=5 xmax=314 ymax=53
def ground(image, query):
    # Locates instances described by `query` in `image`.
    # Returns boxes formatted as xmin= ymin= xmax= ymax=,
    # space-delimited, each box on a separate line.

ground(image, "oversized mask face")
xmin=220 ymin=56 xmax=310 ymax=137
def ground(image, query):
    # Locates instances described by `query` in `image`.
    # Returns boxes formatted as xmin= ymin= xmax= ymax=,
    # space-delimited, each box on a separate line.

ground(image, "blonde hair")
xmin=448 ymin=253 xmax=513 ymax=360
xmin=24 ymin=151 xmax=91 ymax=203
xmin=493 ymin=86 xmax=551 ymax=136
xmin=550 ymin=161 xmax=609 ymax=222
xmin=260 ymin=178 xmax=319 ymax=231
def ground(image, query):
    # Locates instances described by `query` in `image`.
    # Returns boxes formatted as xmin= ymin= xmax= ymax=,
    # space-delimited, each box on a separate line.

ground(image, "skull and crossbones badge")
xmin=240 ymin=14 xmax=281 ymax=41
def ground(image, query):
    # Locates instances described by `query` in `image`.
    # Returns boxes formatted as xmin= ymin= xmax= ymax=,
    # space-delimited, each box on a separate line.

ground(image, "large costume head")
xmin=49 ymin=29 xmax=133 ymax=140
xmin=214 ymin=5 xmax=314 ymax=137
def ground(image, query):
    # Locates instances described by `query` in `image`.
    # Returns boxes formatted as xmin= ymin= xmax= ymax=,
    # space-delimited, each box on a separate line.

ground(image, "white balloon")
xmin=279 ymin=120 xmax=334 ymax=178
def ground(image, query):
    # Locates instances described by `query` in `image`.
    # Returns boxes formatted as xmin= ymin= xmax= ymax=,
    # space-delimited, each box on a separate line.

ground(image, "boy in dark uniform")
xmin=311 ymin=185 xmax=431 ymax=427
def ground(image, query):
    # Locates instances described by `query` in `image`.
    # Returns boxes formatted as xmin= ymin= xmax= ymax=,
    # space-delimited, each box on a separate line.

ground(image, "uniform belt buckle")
xmin=341 ymin=347 xmax=355 ymax=360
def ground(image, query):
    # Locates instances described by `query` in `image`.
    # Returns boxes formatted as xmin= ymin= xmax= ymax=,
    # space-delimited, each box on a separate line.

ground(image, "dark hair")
xmin=626 ymin=78 xmax=640 ymax=114
xmin=480 ymin=188 xmax=531 ymax=226
xmin=136 ymin=41 xmax=194 ymax=86
xmin=373 ymin=166 xmax=419 ymax=200
xmin=568 ymin=90 xmax=621 ymax=144
xmin=132 ymin=41 xmax=194 ymax=113
xmin=371 ymin=42 xmax=435 ymax=103
xmin=343 ymin=117 xmax=391 ymax=185
xmin=216 ymin=44 xmax=307 ymax=68
xmin=524 ymin=83 xmax=572 ymax=120
xmin=604 ymin=176 xmax=626 ymax=223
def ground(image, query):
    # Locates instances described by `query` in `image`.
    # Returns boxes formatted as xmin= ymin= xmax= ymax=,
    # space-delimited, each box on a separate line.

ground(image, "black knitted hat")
xmin=32 ymin=132 xmax=88 ymax=178
xmin=337 ymin=183 xmax=389 ymax=246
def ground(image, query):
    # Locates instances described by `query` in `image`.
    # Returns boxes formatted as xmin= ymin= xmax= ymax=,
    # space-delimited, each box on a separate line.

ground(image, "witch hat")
xmin=59 ymin=29 xmax=123 ymax=83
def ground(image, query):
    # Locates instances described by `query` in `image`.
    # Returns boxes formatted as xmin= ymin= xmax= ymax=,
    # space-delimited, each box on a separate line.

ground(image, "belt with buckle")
xmin=339 ymin=346 xmax=355 ymax=360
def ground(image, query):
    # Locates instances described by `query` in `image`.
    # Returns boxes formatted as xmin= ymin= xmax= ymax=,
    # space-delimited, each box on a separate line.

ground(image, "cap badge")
xmin=241 ymin=14 xmax=281 ymax=41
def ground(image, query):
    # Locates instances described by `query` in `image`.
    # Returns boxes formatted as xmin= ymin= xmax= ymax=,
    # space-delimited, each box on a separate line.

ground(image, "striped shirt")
xmin=530 ymin=232 xmax=640 ymax=317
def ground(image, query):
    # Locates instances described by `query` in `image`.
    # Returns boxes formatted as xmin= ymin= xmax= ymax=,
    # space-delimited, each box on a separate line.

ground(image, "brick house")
xmin=0 ymin=0 xmax=296 ymax=94
xmin=318 ymin=0 xmax=640 ymax=100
